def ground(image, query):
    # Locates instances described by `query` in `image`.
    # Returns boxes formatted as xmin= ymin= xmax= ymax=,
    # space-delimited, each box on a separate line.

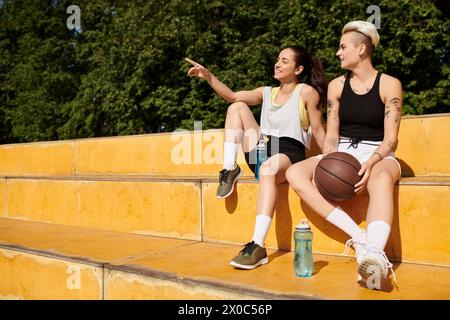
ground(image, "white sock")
xmin=223 ymin=142 xmax=238 ymax=170
xmin=251 ymin=214 xmax=272 ymax=247
xmin=366 ymin=221 xmax=391 ymax=252
xmin=326 ymin=206 xmax=363 ymax=239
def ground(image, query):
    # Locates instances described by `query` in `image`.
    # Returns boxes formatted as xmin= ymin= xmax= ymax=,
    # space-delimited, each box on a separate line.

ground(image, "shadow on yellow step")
xmin=1 ymin=176 xmax=449 ymax=266
xmin=204 ymin=181 xmax=450 ymax=267
xmin=0 ymin=219 xmax=449 ymax=300
xmin=106 ymin=241 xmax=450 ymax=300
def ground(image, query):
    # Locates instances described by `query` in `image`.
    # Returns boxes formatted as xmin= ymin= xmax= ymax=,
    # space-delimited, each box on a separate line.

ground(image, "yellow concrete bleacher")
xmin=0 ymin=114 xmax=449 ymax=299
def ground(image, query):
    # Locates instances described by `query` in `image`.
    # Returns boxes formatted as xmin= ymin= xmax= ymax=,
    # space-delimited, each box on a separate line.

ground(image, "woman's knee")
xmin=285 ymin=165 xmax=307 ymax=192
xmin=227 ymin=101 xmax=249 ymax=115
xmin=367 ymin=170 xmax=395 ymax=191
xmin=259 ymin=160 xmax=278 ymax=180
xmin=285 ymin=166 xmax=296 ymax=184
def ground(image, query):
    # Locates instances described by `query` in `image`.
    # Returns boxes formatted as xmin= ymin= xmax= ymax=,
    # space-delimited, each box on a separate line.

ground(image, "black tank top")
xmin=339 ymin=71 xmax=385 ymax=141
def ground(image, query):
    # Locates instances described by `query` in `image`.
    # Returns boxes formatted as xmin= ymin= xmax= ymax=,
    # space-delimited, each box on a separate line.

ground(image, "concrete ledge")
xmin=4 ymin=179 xmax=202 ymax=240
xmin=0 ymin=179 xmax=5 ymax=218
xmin=203 ymin=182 xmax=450 ymax=266
xmin=0 ymin=114 xmax=449 ymax=177
xmin=0 ymin=219 xmax=449 ymax=300
xmin=0 ymin=218 xmax=198 ymax=265
xmin=0 ymin=247 xmax=102 ymax=300
xmin=1 ymin=176 xmax=449 ymax=266
xmin=0 ymin=142 xmax=74 ymax=176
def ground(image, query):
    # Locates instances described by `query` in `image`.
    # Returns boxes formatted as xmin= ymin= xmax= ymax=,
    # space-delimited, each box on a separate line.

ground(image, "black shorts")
xmin=244 ymin=136 xmax=306 ymax=174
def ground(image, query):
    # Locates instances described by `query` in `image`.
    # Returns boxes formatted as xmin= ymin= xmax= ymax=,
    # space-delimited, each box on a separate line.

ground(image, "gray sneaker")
xmin=229 ymin=241 xmax=269 ymax=270
xmin=216 ymin=164 xmax=242 ymax=199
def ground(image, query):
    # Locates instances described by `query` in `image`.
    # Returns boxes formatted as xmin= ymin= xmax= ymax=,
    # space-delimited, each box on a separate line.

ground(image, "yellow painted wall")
xmin=0 ymin=248 xmax=102 ymax=300
xmin=0 ymin=179 xmax=5 ymax=218
xmin=72 ymin=116 xmax=450 ymax=177
xmin=7 ymin=179 xmax=80 ymax=225
xmin=396 ymin=116 xmax=450 ymax=176
xmin=75 ymin=131 xmax=239 ymax=176
xmin=397 ymin=185 xmax=450 ymax=265
xmin=0 ymin=115 xmax=447 ymax=178
xmin=0 ymin=142 xmax=74 ymax=176
xmin=78 ymin=180 xmax=201 ymax=239
xmin=5 ymin=179 xmax=201 ymax=239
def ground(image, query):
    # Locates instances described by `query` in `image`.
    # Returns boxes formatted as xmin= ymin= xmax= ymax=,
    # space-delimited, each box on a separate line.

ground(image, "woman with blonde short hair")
xmin=286 ymin=21 xmax=403 ymax=289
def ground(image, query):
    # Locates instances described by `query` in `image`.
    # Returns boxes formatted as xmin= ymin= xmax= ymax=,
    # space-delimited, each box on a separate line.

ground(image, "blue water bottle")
xmin=255 ymin=138 xmax=268 ymax=180
xmin=294 ymin=219 xmax=314 ymax=277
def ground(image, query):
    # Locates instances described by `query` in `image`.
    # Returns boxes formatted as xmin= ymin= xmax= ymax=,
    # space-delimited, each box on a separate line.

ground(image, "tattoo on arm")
xmin=384 ymin=105 xmax=391 ymax=118
xmin=389 ymin=97 xmax=401 ymax=106
xmin=326 ymin=99 xmax=334 ymax=112
xmin=387 ymin=140 xmax=397 ymax=150
xmin=385 ymin=97 xmax=402 ymax=123
xmin=326 ymin=137 xmax=338 ymax=148
xmin=373 ymin=152 xmax=383 ymax=161
xmin=327 ymin=99 xmax=338 ymax=123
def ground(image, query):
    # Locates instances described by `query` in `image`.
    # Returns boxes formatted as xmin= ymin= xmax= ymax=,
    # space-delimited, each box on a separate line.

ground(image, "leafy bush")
xmin=0 ymin=0 xmax=448 ymax=143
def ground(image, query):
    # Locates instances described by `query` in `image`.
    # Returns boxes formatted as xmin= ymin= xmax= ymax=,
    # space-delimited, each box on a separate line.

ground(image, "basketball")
xmin=314 ymin=152 xmax=362 ymax=202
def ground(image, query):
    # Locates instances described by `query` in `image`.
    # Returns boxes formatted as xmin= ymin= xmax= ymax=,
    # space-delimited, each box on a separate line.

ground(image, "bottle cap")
xmin=295 ymin=219 xmax=311 ymax=231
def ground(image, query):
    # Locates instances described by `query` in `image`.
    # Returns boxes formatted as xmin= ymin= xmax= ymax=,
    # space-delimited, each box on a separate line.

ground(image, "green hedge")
xmin=0 ymin=0 xmax=448 ymax=143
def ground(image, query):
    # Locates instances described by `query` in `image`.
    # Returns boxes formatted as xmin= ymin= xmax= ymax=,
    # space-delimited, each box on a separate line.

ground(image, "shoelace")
xmin=219 ymin=169 xmax=231 ymax=185
xmin=343 ymin=232 xmax=366 ymax=256
xmin=367 ymin=247 xmax=397 ymax=283
xmin=343 ymin=238 xmax=364 ymax=255
xmin=240 ymin=241 xmax=257 ymax=255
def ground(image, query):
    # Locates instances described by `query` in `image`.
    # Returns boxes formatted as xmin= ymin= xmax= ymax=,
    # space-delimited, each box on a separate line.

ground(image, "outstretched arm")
xmin=185 ymin=58 xmax=263 ymax=106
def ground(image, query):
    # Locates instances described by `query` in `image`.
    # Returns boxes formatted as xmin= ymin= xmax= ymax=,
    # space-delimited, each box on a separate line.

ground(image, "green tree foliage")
xmin=0 ymin=0 xmax=448 ymax=143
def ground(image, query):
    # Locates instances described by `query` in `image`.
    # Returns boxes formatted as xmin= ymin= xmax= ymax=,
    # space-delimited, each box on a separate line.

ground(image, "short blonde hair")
xmin=342 ymin=21 xmax=380 ymax=53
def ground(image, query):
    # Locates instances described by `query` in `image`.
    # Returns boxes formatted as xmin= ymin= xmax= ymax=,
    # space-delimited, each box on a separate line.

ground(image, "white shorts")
xmin=314 ymin=137 xmax=401 ymax=175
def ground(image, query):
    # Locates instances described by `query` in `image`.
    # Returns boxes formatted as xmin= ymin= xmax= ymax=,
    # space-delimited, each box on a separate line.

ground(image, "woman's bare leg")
xmin=286 ymin=158 xmax=364 ymax=239
xmin=224 ymin=101 xmax=259 ymax=152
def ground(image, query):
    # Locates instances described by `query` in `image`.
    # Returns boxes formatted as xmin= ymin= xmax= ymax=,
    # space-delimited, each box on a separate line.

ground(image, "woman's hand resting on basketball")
xmin=355 ymin=162 xmax=372 ymax=194
xmin=185 ymin=58 xmax=212 ymax=82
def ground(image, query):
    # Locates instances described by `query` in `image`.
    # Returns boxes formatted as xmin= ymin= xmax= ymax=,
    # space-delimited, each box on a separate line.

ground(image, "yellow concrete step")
xmin=1 ymin=176 xmax=449 ymax=266
xmin=0 ymin=219 xmax=449 ymax=300
xmin=0 ymin=218 xmax=196 ymax=300
xmin=203 ymin=177 xmax=450 ymax=267
xmin=1 ymin=176 xmax=202 ymax=240
xmin=0 ymin=114 xmax=449 ymax=178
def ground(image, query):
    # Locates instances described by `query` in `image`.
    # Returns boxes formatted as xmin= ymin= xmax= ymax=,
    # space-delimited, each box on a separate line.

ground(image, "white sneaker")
xmin=357 ymin=247 xmax=397 ymax=289
xmin=343 ymin=230 xmax=367 ymax=264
